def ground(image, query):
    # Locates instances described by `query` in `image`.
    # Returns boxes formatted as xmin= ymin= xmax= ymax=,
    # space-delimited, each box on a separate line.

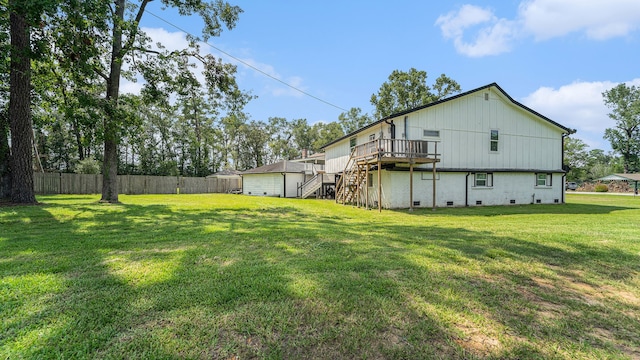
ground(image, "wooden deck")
xmin=336 ymin=139 xmax=441 ymax=211
xmin=350 ymin=138 xmax=440 ymax=164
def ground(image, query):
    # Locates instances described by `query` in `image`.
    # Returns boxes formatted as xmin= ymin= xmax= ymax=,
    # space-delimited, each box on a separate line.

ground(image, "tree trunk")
xmin=0 ymin=110 xmax=11 ymax=200
xmin=101 ymin=0 xmax=125 ymax=203
xmin=9 ymin=6 xmax=36 ymax=204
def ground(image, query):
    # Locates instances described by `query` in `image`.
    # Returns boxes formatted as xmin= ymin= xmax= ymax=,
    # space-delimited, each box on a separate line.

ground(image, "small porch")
xmin=336 ymin=139 xmax=441 ymax=211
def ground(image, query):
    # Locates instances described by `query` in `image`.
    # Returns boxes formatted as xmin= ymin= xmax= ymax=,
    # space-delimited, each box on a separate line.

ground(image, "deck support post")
xmin=409 ymin=162 xmax=414 ymax=211
xmin=356 ymin=164 xmax=360 ymax=207
xmin=432 ymin=161 xmax=437 ymax=211
xmin=365 ymin=164 xmax=369 ymax=210
xmin=377 ymin=159 xmax=382 ymax=212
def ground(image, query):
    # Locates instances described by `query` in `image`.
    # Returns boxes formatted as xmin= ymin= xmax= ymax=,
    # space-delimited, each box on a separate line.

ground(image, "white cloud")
xmin=141 ymin=27 xmax=190 ymax=52
xmin=237 ymin=58 xmax=306 ymax=97
xmin=120 ymin=80 xmax=144 ymax=95
xmin=521 ymin=79 xmax=640 ymax=150
xmin=519 ymin=0 xmax=640 ymax=41
xmin=435 ymin=5 xmax=518 ymax=57
xmin=437 ymin=1 xmax=640 ymax=57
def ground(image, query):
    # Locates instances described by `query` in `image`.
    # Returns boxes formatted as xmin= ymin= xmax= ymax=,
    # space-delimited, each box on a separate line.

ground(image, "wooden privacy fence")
xmin=34 ymin=173 xmax=242 ymax=195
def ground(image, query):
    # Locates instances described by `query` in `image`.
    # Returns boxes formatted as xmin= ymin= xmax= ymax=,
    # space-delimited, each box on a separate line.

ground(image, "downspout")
xmin=384 ymin=119 xmax=396 ymax=153
xmin=404 ymin=116 xmax=408 ymax=139
xmin=282 ymin=172 xmax=286 ymax=198
xmin=465 ymin=172 xmax=470 ymax=207
xmin=561 ymin=173 xmax=566 ymax=204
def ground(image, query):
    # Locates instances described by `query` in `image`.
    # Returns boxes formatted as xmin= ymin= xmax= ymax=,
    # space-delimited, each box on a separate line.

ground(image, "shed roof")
xmin=241 ymin=161 xmax=308 ymax=175
xmin=321 ymin=82 xmax=572 ymax=149
xmin=206 ymin=169 xmax=242 ymax=178
xmin=597 ymin=173 xmax=640 ymax=181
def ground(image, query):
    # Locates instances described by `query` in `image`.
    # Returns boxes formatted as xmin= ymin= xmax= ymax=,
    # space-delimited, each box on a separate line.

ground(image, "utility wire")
xmin=144 ymin=10 xmax=348 ymax=112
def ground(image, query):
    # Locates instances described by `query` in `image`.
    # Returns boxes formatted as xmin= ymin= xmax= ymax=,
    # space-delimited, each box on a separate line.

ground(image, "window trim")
xmin=536 ymin=173 xmax=552 ymax=187
xmin=490 ymin=129 xmax=499 ymax=152
xmin=474 ymin=172 xmax=493 ymax=187
xmin=423 ymin=129 xmax=440 ymax=138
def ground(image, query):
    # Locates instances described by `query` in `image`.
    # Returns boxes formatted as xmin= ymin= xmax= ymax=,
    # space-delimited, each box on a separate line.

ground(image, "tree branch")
xmin=120 ymin=0 xmax=152 ymax=56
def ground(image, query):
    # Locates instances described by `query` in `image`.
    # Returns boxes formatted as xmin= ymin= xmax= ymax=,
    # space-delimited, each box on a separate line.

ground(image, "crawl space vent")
xmin=510 ymin=199 xmax=516 ymax=204
xmin=554 ymin=199 xmax=559 ymax=203
xmin=476 ymin=200 xmax=482 ymax=205
xmin=536 ymin=199 xmax=542 ymax=204
xmin=413 ymin=201 xmax=420 ymax=206
xmin=446 ymin=201 xmax=454 ymax=206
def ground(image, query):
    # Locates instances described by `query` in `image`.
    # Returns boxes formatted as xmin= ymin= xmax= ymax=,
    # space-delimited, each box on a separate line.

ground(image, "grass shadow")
xmin=1 ymin=194 xmax=639 ymax=358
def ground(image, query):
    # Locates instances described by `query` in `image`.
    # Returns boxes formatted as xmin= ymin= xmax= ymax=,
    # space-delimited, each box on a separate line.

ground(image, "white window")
xmin=423 ymin=129 xmax=440 ymax=137
xmin=490 ymin=130 xmax=499 ymax=152
xmin=474 ymin=173 xmax=493 ymax=187
xmin=536 ymin=173 xmax=552 ymax=187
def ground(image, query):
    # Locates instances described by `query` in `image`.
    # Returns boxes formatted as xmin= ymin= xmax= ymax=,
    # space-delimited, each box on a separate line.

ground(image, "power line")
xmin=144 ymin=9 xmax=348 ymax=112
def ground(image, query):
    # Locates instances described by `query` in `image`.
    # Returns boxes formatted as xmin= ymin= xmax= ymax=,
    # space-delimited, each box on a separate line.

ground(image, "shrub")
xmin=75 ymin=158 xmax=101 ymax=174
xmin=594 ymin=183 xmax=609 ymax=192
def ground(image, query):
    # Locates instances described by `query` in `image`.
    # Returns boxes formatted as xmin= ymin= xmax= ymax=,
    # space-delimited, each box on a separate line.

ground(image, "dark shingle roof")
xmin=241 ymin=161 xmax=308 ymax=175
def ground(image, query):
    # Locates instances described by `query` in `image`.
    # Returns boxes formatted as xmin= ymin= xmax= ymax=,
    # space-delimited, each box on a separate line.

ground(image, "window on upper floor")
xmin=490 ymin=130 xmax=499 ymax=152
xmin=423 ymin=129 xmax=440 ymax=137
xmin=474 ymin=173 xmax=493 ymax=187
xmin=349 ymin=137 xmax=357 ymax=151
xmin=536 ymin=173 xmax=552 ymax=187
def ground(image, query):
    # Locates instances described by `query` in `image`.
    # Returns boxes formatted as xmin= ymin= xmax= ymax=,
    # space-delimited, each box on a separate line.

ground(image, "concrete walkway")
xmin=568 ymin=191 xmax=638 ymax=196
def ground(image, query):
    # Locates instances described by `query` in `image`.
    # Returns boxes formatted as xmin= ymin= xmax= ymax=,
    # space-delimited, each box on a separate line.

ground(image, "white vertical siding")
xmin=242 ymin=173 xmax=282 ymax=197
xmin=325 ymin=140 xmax=351 ymax=174
xmin=284 ymin=173 xmax=305 ymax=198
xmin=400 ymin=90 xmax=564 ymax=171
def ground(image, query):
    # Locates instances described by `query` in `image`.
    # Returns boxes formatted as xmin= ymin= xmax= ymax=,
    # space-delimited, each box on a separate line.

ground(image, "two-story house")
xmin=322 ymin=83 xmax=572 ymax=210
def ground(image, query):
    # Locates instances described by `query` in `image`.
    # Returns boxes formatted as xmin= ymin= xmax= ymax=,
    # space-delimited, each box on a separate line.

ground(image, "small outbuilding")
xmin=206 ymin=169 xmax=242 ymax=193
xmin=596 ymin=173 xmax=640 ymax=195
xmin=241 ymin=161 xmax=319 ymax=198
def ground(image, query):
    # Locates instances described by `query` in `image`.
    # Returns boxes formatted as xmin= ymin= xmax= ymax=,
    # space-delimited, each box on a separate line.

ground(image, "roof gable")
xmin=322 ymin=83 xmax=571 ymax=149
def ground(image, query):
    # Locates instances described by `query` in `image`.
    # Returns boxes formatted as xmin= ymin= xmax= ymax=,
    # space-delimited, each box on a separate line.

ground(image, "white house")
xmin=241 ymin=161 xmax=321 ymax=198
xmin=322 ymin=83 xmax=572 ymax=210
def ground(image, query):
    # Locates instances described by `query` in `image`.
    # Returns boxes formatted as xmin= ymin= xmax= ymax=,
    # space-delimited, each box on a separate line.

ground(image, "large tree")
xmin=563 ymin=137 xmax=589 ymax=181
xmin=603 ymin=83 xmax=640 ymax=173
xmin=370 ymin=68 xmax=461 ymax=119
xmin=7 ymin=0 xmax=35 ymax=203
xmin=53 ymin=0 xmax=244 ymax=202
xmin=338 ymin=107 xmax=373 ymax=134
xmin=312 ymin=121 xmax=344 ymax=152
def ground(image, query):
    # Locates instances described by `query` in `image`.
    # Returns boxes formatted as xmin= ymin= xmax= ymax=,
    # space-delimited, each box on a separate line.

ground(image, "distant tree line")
xmin=2 ymin=0 xmax=461 ymax=208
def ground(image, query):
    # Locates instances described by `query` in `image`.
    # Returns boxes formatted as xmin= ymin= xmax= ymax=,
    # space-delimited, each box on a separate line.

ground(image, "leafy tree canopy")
xmin=602 ymin=83 xmax=640 ymax=173
xmin=370 ymin=68 xmax=461 ymax=119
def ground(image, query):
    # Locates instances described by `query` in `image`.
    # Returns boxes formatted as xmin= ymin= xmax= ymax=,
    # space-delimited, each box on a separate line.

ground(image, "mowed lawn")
xmin=1 ymin=194 xmax=639 ymax=359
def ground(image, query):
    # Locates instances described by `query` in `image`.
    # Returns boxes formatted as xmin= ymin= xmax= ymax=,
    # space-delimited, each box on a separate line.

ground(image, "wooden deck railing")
xmin=351 ymin=139 xmax=440 ymax=161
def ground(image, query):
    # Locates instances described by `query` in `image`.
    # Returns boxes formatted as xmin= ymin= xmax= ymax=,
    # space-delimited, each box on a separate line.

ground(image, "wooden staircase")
xmin=334 ymin=139 xmax=441 ymax=210
xmin=335 ymin=151 xmax=368 ymax=205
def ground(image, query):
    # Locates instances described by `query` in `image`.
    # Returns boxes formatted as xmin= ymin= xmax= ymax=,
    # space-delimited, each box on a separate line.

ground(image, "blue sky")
xmin=135 ymin=0 xmax=640 ymax=152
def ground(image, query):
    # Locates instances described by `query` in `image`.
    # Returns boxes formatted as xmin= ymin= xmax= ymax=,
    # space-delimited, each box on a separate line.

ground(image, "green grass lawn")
xmin=1 ymin=194 xmax=639 ymax=359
